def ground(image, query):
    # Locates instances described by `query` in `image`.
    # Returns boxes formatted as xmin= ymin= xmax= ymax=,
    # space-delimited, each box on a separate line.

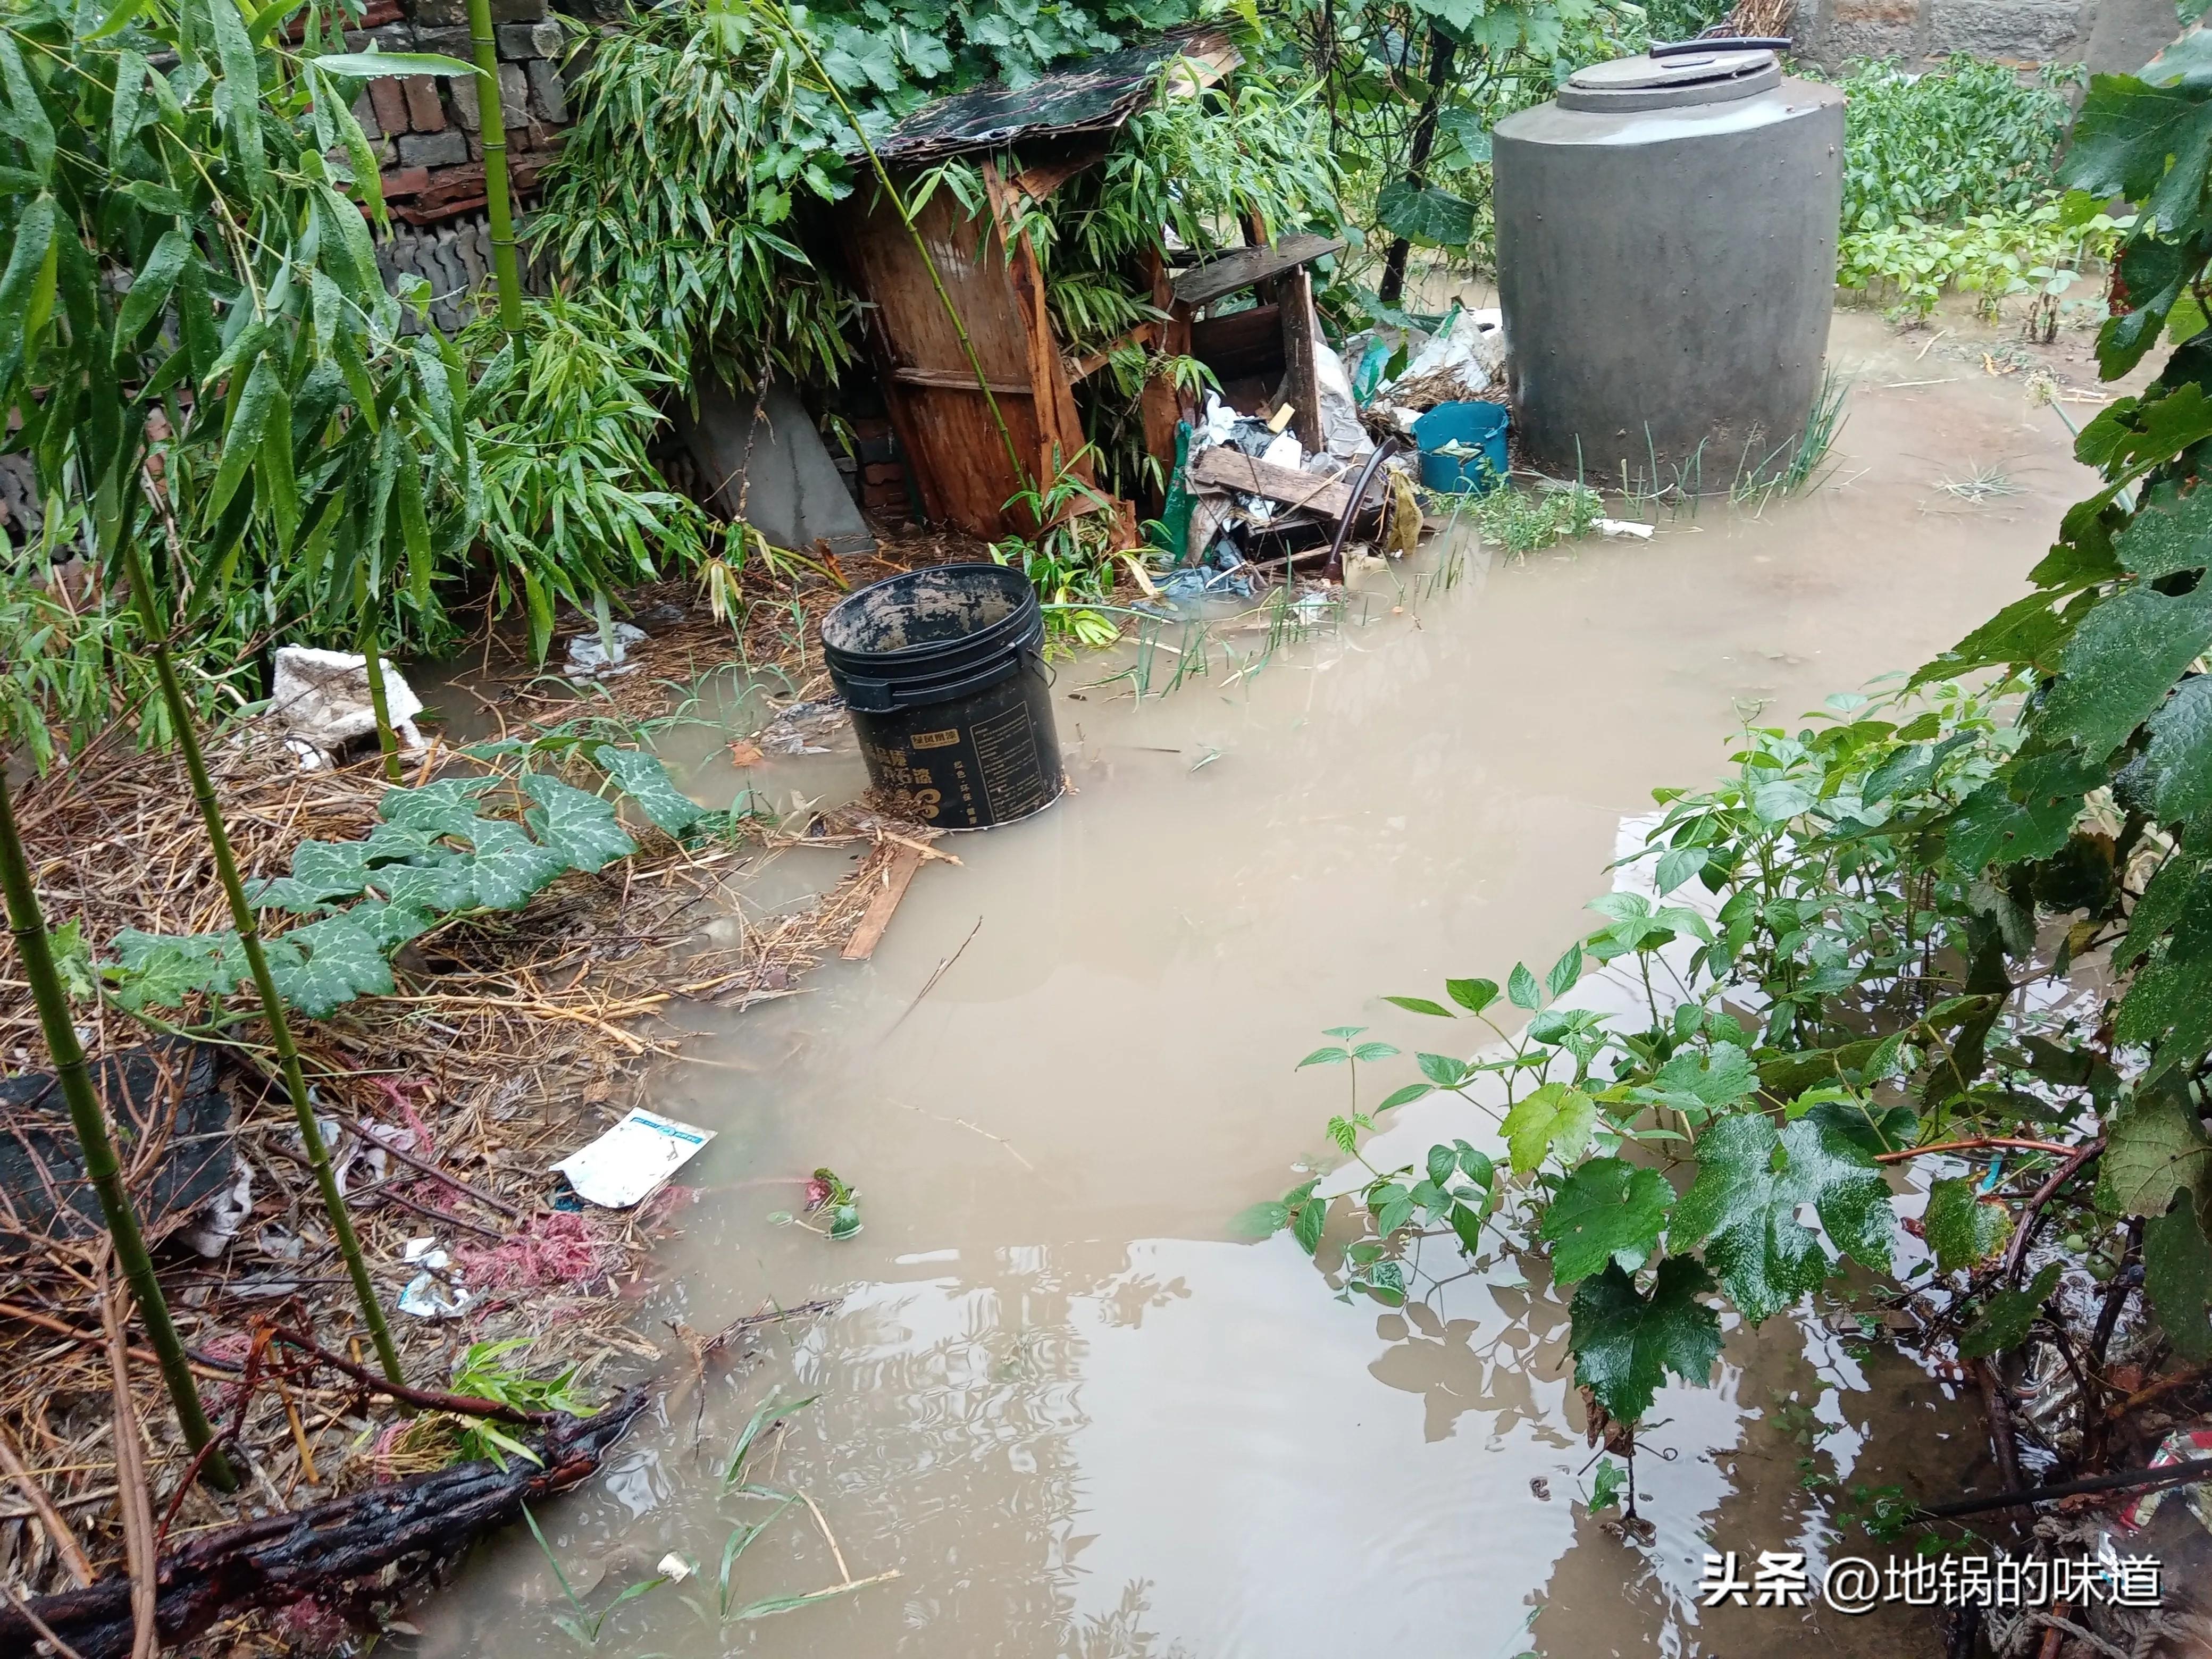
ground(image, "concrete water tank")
xmin=1493 ymin=49 xmax=1844 ymax=491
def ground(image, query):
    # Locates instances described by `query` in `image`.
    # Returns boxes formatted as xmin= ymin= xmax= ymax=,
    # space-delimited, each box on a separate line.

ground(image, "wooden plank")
xmin=1009 ymin=138 xmax=1115 ymax=205
xmin=1172 ymin=233 xmax=1349 ymax=309
xmin=1189 ymin=304 xmax=1283 ymax=383
xmin=892 ymin=367 xmax=1033 ymax=394
xmin=843 ymin=845 xmax=925 ymax=961
xmin=1139 ymin=250 xmax=1192 ymax=509
xmin=1280 ymin=267 xmax=1322 ymax=458
xmin=1188 ymin=448 xmax=1384 ymax=522
xmin=984 ymin=158 xmax=1096 ymax=490
xmin=840 ymin=183 xmax=1051 ymax=537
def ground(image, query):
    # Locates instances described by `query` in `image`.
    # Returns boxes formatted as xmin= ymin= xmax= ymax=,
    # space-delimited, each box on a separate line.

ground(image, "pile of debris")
xmin=0 ymin=551 xmax=968 ymax=1648
xmin=1144 ymin=297 xmax=1512 ymax=600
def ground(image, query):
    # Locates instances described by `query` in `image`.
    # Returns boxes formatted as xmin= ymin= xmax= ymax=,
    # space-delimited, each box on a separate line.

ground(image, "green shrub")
xmin=1840 ymin=56 xmax=2073 ymax=234
xmin=1838 ymin=198 xmax=2128 ymax=324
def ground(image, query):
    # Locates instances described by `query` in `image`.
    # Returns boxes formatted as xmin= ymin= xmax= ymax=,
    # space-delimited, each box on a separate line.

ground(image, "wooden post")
xmin=1280 ymin=266 xmax=1323 ymax=458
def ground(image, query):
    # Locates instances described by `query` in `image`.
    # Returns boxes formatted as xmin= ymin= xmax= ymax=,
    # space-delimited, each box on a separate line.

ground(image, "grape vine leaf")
xmin=1644 ymin=1041 xmax=1757 ymax=1110
xmin=2062 ymin=77 xmax=2212 ymax=236
xmin=2116 ymin=480 xmax=2212 ymax=578
xmin=594 ymin=743 xmax=716 ymax=835
xmin=1589 ymin=1456 xmax=1626 ymax=1511
xmin=2145 ymin=1196 xmax=2212 ymax=1361
xmin=2039 ymin=586 xmax=2212 ymax=760
xmin=1669 ymin=1114 xmax=1895 ymax=1323
xmin=1800 ymin=1094 xmax=1918 ymax=1159
xmin=1375 ymin=180 xmax=1474 ymax=248
xmin=1539 ymin=1157 xmax=1672 ymax=1284
xmin=1943 ymin=751 xmax=2109 ymax=872
xmin=2146 ymin=676 xmax=2212 ymax=822
xmin=1501 ymin=1080 xmax=1596 ymax=1175
xmin=1567 ymin=1256 xmax=1724 ymax=1423
xmin=521 ymin=772 xmax=635 ymax=873
xmin=1959 ymin=1262 xmax=2062 ymax=1358
xmin=2097 ymin=1082 xmax=2212 ymax=1217
xmin=1921 ymin=1174 xmax=2014 ymax=1273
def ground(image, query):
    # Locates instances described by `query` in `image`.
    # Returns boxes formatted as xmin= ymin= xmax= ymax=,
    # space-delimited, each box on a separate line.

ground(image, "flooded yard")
xmin=410 ymin=314 xmax=2110 ymax=1658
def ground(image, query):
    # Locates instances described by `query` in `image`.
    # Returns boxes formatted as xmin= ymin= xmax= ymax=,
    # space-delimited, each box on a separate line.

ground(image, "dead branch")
xmin=0 ymin=1389 xmax=649 ymax=1659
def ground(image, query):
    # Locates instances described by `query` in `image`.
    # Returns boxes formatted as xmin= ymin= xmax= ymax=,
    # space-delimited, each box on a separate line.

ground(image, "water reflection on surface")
xmin=413 ymin=314 xmax=2084 ymax=1658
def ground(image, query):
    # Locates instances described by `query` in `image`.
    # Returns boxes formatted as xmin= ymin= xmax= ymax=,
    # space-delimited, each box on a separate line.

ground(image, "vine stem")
xmin=0 ymin=765 xmax=236 ymax=1490
xmin=127 ymin=481 xmax=406 ymax=1391
xmin=2000 ymin=1137 xmax=2103 ymax=1283
xmin=761 ymin=0 xmax=1029 ymax=493
xmin=1873 ymin=1136 xmax=2080 ymax=1164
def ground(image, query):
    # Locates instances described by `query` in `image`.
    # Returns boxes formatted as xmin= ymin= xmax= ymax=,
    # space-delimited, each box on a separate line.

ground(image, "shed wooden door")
xmin=844 ymin=171 xmax=1091 ymax=541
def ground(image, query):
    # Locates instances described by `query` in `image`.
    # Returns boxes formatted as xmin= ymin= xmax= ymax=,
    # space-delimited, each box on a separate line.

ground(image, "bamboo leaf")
xmin=0 ymin=37 xmax=54 ymax=183
xmin=0 ymin=194 xmax=56 ymax=364
xmin=209 ymin=351 xmax=280 ymax=519
xmin=209 ymin=0 xmax=267 ymax=196
xmin=114 ymin=228 xmax=195 ymax=356
xmin=312 ymin=49 xmax=479 ymax=77
xmin=108 ymin=50 xmax=147 ymax=155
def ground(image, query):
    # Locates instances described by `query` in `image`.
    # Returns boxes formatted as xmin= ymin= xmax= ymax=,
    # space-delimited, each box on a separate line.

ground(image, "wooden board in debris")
xmin=1187 ymin=449 xmax=1387 ymax=522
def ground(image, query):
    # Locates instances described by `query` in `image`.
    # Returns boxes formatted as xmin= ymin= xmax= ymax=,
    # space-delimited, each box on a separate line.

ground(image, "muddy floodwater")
xmin=413 ymin=315 xmax=2107 ymax=1658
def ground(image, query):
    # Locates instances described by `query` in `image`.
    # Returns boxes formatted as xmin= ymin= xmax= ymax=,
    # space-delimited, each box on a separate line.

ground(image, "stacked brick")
xmin=343 ymin=0 xmax=571 ymax=226
xmin=844 ymin=416 xmax=918 ymax=525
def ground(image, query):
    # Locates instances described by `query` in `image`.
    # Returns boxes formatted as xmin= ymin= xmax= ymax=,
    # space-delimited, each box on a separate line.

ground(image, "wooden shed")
xmin=833 ymin=31 xmax=1344 ymax=542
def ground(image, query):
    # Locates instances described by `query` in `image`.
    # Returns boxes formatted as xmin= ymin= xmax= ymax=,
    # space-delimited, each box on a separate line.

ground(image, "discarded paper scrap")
xmin=552 ymin=1108 xmax=716 ymax=1208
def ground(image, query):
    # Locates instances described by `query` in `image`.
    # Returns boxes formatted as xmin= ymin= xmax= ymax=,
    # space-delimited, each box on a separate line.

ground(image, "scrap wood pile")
xmin=0 ymin=682 xmax=945 ymax=1648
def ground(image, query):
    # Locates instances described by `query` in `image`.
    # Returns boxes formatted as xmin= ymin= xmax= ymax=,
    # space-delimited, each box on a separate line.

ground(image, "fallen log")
xmin=1 ymin=1387 xmax=649 ymax=1659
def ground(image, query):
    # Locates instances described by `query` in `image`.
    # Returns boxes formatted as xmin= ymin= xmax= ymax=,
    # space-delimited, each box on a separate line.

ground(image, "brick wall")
xmin=342 ymin=0 xmax=571 ymax=226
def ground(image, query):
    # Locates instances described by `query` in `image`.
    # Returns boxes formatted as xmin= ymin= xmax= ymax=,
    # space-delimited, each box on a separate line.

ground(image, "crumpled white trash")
xmin=269 ymin=646 xmax=426 ymax=769
xmin=565 ymin=622 xmax=648 ymax=680
xmin=398 ymin=1235 xmax=474 ymax=1318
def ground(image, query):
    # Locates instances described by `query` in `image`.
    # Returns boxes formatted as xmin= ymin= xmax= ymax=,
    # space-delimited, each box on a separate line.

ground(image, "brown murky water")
xmin=413 ymin=313 xmax=2106 ymax=1658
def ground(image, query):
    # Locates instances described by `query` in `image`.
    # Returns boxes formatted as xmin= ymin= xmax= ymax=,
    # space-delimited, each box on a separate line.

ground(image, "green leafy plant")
xmin=463 ymin=293 xmax=720 ymax=661
xmin=1838 ymin=56 xmax=2074 ymax=236
xmin=451 ymin=1338 xmax=594 ymax=1468
xmin=1235 ymin=659 xmax=2187 ymax=1474
xmin=992 ymin=447 xmax=1126 ymax=644
xmin=1838 ymin=197 xmax=2128 ymax=325
xmin=1467 ymin=478 xmax=1602 ymax=556
xmin=101 ymin=745 xmax=720 ymax=1020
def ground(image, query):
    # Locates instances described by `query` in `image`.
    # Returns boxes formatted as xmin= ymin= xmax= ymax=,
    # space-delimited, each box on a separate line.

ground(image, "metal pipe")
xmin=1321 ymin=438 xmax=1400 ymax=583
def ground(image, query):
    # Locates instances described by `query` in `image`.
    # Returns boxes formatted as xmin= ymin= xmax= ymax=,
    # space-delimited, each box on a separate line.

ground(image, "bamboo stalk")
xmin=123 ymin=538 xmax=408 ymax=1391
xmin=355 ymin=566 xmax=404 ymax=784
xmin=0 ymin=765 xmax=236 ymax=1490
xmin=466 ymin=0 xmax=524 ymax=331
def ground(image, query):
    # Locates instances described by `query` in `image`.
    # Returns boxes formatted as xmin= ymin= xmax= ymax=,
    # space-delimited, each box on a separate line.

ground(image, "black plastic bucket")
xmin=820 ymin=564 xmax=1063 ymax=830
